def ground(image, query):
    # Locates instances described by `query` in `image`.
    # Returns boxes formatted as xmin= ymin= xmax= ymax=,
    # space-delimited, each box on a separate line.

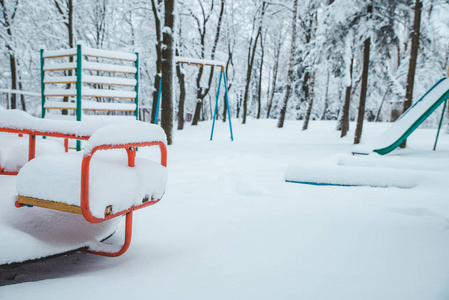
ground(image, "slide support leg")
xmin=433 ymin=99 xmax=447 ymax=151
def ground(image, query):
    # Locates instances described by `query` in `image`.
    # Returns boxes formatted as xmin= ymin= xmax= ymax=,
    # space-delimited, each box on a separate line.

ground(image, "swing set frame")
xmin=154 ymin=57 xmax=234 ymax=141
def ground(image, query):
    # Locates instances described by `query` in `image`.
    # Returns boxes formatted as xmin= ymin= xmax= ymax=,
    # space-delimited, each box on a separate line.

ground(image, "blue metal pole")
xmin=154 ymin=79 xmax=162 ymax=124
xmin=222 ymin=70 xmax=234 ymax=141
xmin=210 ymin=71 xmax=223 ymax=141
xmin=433 ymin=99 xmax=447 ymax=150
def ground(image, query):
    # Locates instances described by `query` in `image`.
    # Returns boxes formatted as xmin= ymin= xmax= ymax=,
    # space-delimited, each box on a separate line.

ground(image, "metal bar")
xmin=154 ymin=79 xmax=162 ymax=124
xmin=76 ymin=45 xmax=83 ymax=151
xmin=40 ymin=49 xmax=45 ymax=118
xmin=0 ymin=89 xmax=40 ymax=96
xmin=433 ymin=99 xmax=447 ymax=151
xmin=222 ymin=70 xmax=234 ymax=141
xmin=134 ymin=52 xmax=139 ymax=120
xmin=28 ymin=134 xmax=36 ymax=161
xmin=210 ymin=71 xmax=223 ymax=141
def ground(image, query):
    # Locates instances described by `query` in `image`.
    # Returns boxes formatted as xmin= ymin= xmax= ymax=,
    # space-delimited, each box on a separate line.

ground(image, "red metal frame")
xmin=0 ymin=126 xmax=90 ymax=176
xmin=1 ymin=125 xmax=168 ymax=257
xmin=80 ymin=141 xmax=167 ymax=256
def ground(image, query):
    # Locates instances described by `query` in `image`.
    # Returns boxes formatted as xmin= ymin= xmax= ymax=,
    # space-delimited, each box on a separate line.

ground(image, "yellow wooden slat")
xmin=18 ymin=195 xmax=82 ymax=214
xmin=44 ymin=67 xmax=77 ymax=72
xmin=82 ymin=80 xmax=135 ymax=87
xmin=83 ymin=107 xmax=136 ymax=112
xmin=83 ymin=95 xmax=136 ymax=100
xmin=45 ymin=106 xmax=77 ymax=110
xmin=84 ymin=54 xmax=135 ymax=62
xmin=43 ymin=54 xmax=77 ymax=59
xmin=83 ymin=68 xmax=134 ymax=74
xmin=44 ymin=80 xmax=77 ymax=85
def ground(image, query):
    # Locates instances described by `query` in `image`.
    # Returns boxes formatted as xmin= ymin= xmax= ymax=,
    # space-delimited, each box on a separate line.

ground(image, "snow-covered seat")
xmin=16 ymin=150 xmax=167 ymax=219
xmin=0 ymin=134 xmax=64 ymax=175
xmin=14 ymin=121 xmax=167 ymax=256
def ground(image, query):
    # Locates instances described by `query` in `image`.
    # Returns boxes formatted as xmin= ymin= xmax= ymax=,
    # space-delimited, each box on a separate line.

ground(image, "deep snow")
xmin=1 ymin=119 xmax=449 ymax=300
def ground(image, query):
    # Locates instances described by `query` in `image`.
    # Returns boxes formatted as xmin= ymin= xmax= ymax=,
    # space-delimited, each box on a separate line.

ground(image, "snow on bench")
xmin=16 ymin=121 xmax=167 ymax=220
xmin=0 ymin=107 xmax=118 ymax=137
xmin=0 ymin=134 xmax=64 ymax=174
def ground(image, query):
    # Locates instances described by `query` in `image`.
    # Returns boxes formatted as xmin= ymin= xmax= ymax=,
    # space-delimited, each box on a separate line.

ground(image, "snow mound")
xmin=284 ymin=154 xmax=439 ymax=188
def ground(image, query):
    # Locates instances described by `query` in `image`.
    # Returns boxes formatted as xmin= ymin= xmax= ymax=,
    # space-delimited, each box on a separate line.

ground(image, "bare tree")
xmin=277 ymin=0 xmax=298 ymax=128
xmin=400 ymin=0 xmax=422 ymax=148
xmin=161 ymin=0 xmax=175 ymax=144
xmin=53 ymin=0 xmax=75 ymax=115
xmin=242 ymin=1 xmax=266 ymax=124
xmin=354 ymin=1 xmax=373 ymax=145
xmin=1 ymin=0 xmax=19 ymax=109
xmin=266 ymin=35 xmax=282 ymax=118
xmin=191 ymin=0 xmax=225 ymax=125
xmin=150 ymin=0 xmax=163 ymax=123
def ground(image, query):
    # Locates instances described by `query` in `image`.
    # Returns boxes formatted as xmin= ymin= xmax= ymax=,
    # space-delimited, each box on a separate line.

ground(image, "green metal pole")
xmin=134 ymin=52 xmax=139 ymax=120
xmin=40 ymin=49 xmax=45 ymax=118
xmin=76 ymin=45 xmax=82 ymax=151
xmin=433 ymin=99 xmax=447 ymax=151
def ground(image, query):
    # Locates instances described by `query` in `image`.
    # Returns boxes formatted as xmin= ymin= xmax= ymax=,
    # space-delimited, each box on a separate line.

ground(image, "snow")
xmin=84 ymin=121 xmax=167 ymax=155
xmin=82 ymin=75 xmax=137 ymax=86
xmin=44 ymin=88 xmax=136 ymax=99
xmin=0 ymin=173 xmax=121 ymax=265
xmin=0 ymin=134 xmax=64 ymax=172
xmin=43 ymin=47 xmax=136 ymax=61
xmin=285 ymin=153 xmax=432 ymax=188
xmin=175 ymin=56 xmax=226 ymax=68
xmin=0 ymin=107 xmax=133 ymax=137
xmin=83 ymin=47 xmax=137 ymax=62
xmin=83 ymin=61 xmax=137 ymax=74
xmin=2 ymin=119 xmax=449 ymax=300
xmin=43 ymin=62 xmax=76 ymax=71
xmin=42 ymin=48 xmax=77 ymax=58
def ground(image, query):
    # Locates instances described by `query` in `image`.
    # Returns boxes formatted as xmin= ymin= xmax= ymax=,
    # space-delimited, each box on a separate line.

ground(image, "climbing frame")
xmin=41 ymin=45 xmax=139 ymax=122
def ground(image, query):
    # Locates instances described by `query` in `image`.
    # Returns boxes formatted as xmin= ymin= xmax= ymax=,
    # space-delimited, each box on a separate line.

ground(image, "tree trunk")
xmin=176 ymin=62 xmax=186 ymax=130
xmin=192 ymin=0 xmax=225 ymax=125
xmin=321 ymin=70 xmax=330 ymax=120
xmin=277 ymin=0 xmax=298 ymax=128
xmin=302 ymin=72 xmax=315 ymax=130
xmin=354 ymin=2 xmax=372 ymax=145
xmin=242 ymin=2 xmax=266 ymax=124
xmin=400 ymin=0 xmax=422 ymax=148
xmin=223 ymin=42 xmax=234 ymax=122
xmin=150 ymin=0 xmax=162 ymax=123
xmin=257 ymin=34 xmax=264 ymax=119
xmin=267 ymin=38 xmax=281 ymax=118
xmin=161 ymin=0 xmax=175 ymax=145
xmin=1 ymin=1 xmax=19 ymax=109
xmin=341 ymin=55 xmax=354 ymax=137
xmin=9 ymin=54 xmax=17 ymax=109
xmin=375 ymin=88 xmax=389 ymax=122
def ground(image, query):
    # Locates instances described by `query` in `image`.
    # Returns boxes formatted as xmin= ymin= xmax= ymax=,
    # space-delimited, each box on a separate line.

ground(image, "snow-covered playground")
xmin=2 ymin=119 xmax=449 ymax=300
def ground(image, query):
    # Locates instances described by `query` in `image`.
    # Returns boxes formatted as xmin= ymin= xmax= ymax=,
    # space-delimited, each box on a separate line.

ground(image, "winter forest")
xmin=1 ymin=0 xmax=449 ymax=144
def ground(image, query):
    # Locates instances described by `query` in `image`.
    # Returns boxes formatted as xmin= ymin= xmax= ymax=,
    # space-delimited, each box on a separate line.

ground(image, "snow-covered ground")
xmin=2 ymin=119 xmax=449 ymax=300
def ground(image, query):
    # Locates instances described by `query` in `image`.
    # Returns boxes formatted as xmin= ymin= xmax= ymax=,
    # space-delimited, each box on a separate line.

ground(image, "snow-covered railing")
xmin=175 ymin=56 xmax=226 ymax=69
xmin=41 ymin=45 xmax=139 ymax=134
xmin=0 ymin=89 xmax=40 ymax=110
